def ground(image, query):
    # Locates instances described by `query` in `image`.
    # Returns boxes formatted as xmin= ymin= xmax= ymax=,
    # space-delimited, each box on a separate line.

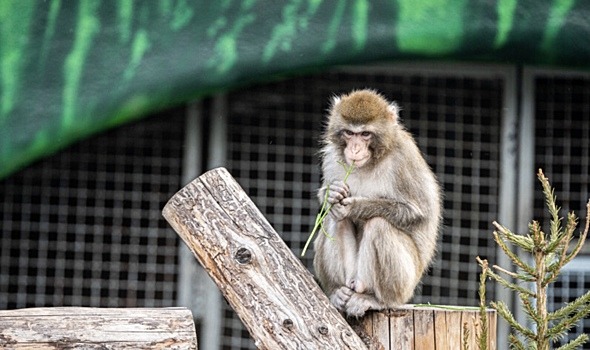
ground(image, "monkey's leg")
xmin=314 ymin=217 xmax=358 ymax=312
xmin=346 ymin=217 xmax=421 ymax=317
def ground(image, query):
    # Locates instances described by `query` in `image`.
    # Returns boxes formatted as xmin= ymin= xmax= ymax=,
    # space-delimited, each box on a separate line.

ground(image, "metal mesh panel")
xmin=548 ymin=259 xmax=590 ymax=348
xmin=533 ymin=74 xmax=590 ymax=345
xmin=224 ymin=66 xmax=505 ymax=349
xmin=534 ymin=75 xmax=590 ymax=222
xmin=0 ymin=110 xmax=184 ymax=309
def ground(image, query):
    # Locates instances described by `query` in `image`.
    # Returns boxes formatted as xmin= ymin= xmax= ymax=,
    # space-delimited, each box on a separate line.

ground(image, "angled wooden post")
xmin=162 ymin=167 xmax=367 ymax=349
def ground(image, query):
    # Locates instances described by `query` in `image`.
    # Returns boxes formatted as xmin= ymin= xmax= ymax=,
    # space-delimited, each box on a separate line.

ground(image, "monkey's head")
xmin=326 ymin=89 xmax=400 ymax=168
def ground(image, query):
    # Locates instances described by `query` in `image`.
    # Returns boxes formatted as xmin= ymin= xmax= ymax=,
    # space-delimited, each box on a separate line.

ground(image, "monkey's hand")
xmin=325 ymin=181 xmax=349 ymax=204
xmin=329 ymin=286 xmax=354 ymax=312
xmin=330 ymin=196 xmax=383 ymax=221
xmin=345 ymin=293 xmax=385 ymax=317
xmin=329 ymin=196 xmax=359 ymax=221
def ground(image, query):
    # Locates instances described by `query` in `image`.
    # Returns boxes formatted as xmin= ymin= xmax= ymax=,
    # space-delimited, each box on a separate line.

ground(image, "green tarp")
xmin=1 ymin=0 xmax=589 ymax=179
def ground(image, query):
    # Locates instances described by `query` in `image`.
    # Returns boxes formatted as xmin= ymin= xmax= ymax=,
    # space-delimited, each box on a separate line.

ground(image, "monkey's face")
xmin=327 ymin=89 xmax=400 ymax=169
xmin=340 ymin=127 xmax=373 ymax=168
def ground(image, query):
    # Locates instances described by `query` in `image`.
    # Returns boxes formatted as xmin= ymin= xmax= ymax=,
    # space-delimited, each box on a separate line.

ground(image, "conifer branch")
xmin=490 ymin=301 xmax=536 ymax=340
xmin=556 ymin=334 xmax=590 ymax=350
xmin=491 ymin=264 xmax=536 ymax=282
xmin=549 ymin=290 xmax=590 ymax=321
xmin=486 ymin=267 xmax=535 ymax=298
xmin=476 ymin=257 xmax=489 ymax=350
xmin=508 ymin=334 xmax=526 ymax=350
xmin=549 ymin=304 xmax=590 ymax=340
xmin=562 ymin=200 xmax=590 ymax=264
xmin=520 ymin=293 xmax=541 ymax=325
xmin=494 ymin=222 xmax=535 ymax=252
xmin=492 ymin=226 xmax=536 ymax=276
xmin=538 ymin=170 xmax=562 ymax=242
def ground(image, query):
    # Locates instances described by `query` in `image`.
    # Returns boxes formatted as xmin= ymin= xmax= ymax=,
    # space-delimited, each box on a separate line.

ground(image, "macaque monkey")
xmin=313 ymin=89 xmax=442 ymax=317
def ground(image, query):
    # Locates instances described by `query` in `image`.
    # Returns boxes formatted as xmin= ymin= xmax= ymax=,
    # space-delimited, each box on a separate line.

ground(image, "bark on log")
xmin=0 ymin=307 xmax=197 ymax=349
xmin=162 ymin=167 xmax=367 ymax=349
xmin=353 ymin=305 xmax=497 ymax=350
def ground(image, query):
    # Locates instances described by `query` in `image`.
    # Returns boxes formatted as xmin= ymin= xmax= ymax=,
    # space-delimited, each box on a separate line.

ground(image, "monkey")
xmin=313 ymin=89 xmax=442 ymax=317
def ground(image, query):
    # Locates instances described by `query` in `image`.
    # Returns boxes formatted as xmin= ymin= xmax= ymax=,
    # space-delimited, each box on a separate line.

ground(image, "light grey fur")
xmin=313 ymin=92 xmax=442 ymax=317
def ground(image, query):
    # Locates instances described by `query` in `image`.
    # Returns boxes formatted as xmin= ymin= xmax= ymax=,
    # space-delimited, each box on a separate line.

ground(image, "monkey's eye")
xmin=360 ymin=131 xmax=371 ymax=138
xmin=343 ymin=130 xmax=354 ymax=136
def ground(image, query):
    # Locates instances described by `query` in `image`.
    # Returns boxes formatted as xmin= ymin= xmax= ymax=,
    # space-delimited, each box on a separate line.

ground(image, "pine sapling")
xmin=477 ymin=169 xmax=590 ymax=350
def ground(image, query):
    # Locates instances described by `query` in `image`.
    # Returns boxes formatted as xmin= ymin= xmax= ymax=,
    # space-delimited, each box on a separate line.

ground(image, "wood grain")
xmin=0 ymin=307 xmax=197 ymax=349
xmin=162 ymin=167 xmax=367 ymax=349
xmin=361 ymin=305 xmax=497 ymax=350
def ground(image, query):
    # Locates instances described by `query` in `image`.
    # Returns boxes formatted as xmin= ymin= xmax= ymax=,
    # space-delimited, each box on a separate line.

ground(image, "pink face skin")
xmin=342 ymin=129 xmax=372 ymax=167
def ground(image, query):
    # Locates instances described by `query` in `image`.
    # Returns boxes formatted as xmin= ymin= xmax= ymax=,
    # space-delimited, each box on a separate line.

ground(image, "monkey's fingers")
xmin=329 ymin=203 xmax=350 ymax=221
xmin=345 ymin=293 xmax=383 ymax=318
xmin=340 ymin=197 xmax=355 ymax=206
xmin=327 ymin=191 xmax=346 ymax=204
xmin=327 ymin=182 xmax=349 ymax=203
xmin=329 ymin=286 xmax=354 ymax=312
xmin=329 ymin=180 xmax=350 ymax=194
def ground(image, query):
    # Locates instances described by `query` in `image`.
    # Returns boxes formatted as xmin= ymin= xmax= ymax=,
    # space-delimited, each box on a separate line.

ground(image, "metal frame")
xmin=178 ymin=97 xmax=228 ymax=350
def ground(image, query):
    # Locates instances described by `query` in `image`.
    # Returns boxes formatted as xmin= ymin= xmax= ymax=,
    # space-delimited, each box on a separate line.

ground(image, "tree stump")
xmin=0 ymin=307 xmax=197 ymax=349
xmin=354 ymin=305 xmax=496 ymax=350
xmin=162 ymin=167 xmax=367 ymax=349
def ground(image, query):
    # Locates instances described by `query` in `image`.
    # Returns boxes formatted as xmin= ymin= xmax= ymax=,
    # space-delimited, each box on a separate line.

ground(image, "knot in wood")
xmin=318 ymin=325 xmax=329 ymax=335
xmin=282 ymin=318 xmax=294 ymax=330
xmin=235 ymin=247 xmax=252 ymax=264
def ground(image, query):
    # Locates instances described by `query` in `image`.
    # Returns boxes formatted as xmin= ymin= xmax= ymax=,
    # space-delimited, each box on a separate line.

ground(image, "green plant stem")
xmin=301 ymin=161 xmax=355 ymax=257
xmin=413 ymin=303 xmax=479 ymax=311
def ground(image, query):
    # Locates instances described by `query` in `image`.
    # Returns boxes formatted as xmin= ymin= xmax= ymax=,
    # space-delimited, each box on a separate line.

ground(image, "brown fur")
xmin=333 ymin=90 xmax=393 ymax=124
xmin=313 ymin=89 xmax=442 ymax=317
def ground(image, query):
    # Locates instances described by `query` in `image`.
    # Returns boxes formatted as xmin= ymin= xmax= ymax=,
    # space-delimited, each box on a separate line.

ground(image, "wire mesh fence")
xmin=0 ymin=110 xmax=185 ymax=309
xmin=533 ymin=73 xmax=590 ymax=346
xmin=0 ymin=66 xmax=588 ymax=350
xmin=224 ymin=66 xmax=505 ymax=349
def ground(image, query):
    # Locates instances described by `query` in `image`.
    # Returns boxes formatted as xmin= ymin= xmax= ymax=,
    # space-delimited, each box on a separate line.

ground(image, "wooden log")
xmin=0 ymin=307 xmax=197 ymax=349
xmin=162 ymin=167 xmax=367 ymax=349
xmin=354 ymin=305 xmax=497 ymax=350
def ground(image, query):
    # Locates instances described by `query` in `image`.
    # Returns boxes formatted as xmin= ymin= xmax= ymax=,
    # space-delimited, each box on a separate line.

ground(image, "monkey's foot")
xmin=345 ymin=293 xmax=384 ymax=318
xmin=329 ymin=286 xmax=354 ymax=312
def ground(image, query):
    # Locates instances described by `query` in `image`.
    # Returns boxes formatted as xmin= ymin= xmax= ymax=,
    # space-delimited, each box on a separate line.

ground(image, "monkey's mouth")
xmin=346 ymin=156 xmax=369 ymax=167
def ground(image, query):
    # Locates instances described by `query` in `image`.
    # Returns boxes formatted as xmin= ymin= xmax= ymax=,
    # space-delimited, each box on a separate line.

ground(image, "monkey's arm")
xmin=338 ymin=197 xmax=424 ymax=230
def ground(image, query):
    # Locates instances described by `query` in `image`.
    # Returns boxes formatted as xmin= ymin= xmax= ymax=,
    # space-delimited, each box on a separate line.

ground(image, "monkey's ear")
xmin=388 ymin=102 xmax=400 ymax=124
